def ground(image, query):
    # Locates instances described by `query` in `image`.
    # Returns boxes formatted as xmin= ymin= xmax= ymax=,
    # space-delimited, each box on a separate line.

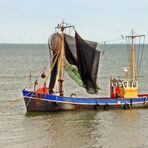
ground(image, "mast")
xmin=131 ymin=30 xmax=135 ymax=81
xmin=56 ymin=21 xmax=74 ymax=96
xmin=126 ymin=30 xmax=145 ymax=81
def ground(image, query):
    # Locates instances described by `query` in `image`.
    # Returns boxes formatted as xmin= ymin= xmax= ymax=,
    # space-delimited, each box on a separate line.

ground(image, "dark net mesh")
xmin=64 ymin=35 xmax=77 ymax=65
xmin=75 ymin=32 xmax=100 ymax=94
xmin=48 ymin=32 xmax=100 ymax=94
xmin=48 ymin=50 xmax=58 ymax=93
xmin=48 ymin=33 xmax=61 ymax=93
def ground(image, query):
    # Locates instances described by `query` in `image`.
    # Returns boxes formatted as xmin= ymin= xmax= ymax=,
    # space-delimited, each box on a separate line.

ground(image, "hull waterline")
xmin=22 ymin=90 xmax=148 ymax=111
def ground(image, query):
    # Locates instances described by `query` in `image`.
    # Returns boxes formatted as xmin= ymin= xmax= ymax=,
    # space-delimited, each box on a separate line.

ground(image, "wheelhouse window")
xmin=123 ymin=82 xmax=128 ymax=88
xmin=123 ymin=81 xmax=138 ymax=88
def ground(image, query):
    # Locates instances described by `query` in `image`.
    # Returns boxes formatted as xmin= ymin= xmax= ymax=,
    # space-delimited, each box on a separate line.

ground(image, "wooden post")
xmin=58 ymin=27 xmax=65 ymax=96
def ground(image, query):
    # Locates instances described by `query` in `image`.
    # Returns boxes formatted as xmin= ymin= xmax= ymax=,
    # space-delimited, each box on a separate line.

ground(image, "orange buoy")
xmin=36 ymin=83 xmax=48 ymax=94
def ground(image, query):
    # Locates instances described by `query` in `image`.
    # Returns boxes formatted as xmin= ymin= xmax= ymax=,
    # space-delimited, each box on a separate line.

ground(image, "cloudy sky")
xmin=0 ymin=0 xmax=148 ymax=43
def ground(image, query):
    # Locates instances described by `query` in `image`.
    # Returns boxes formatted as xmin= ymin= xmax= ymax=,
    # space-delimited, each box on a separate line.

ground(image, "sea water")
xmin=0 ymin=44 xmax=148 ymax=148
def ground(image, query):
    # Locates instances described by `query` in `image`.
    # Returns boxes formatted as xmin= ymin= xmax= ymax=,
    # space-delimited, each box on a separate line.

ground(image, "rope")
xmin=26 ymin=91 xmax=34 ymax=108
xmin=0 ymin=99 xmax=21 ymax=112
xmin=28 ymin=48 xmax=60 ymax=89
xmin=44 ymin=49 xmax=60 ymax=84
xmin=28 ymin=62 xmax=50 ymax=89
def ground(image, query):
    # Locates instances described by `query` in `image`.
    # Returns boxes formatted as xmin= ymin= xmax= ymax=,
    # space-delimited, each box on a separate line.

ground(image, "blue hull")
xmin=22 ymin=90 xmax=148 ymax=111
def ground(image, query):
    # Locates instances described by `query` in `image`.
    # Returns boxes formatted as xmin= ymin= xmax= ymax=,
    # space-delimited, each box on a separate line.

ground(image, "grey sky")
xmin=0 ymin=0 xmax=148 ymax=43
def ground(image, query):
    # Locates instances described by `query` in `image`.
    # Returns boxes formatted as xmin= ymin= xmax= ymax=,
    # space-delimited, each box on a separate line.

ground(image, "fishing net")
xmin=48 ymin=33 xmax=61 ymax=93
xmin=48 ymin=31 xmax=100 ymax=94
xmin=75 ymin=32 xmax=100 ymax=94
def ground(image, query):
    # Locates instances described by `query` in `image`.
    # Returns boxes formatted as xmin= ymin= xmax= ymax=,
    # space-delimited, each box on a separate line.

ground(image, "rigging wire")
xmin=48 ymin=36 xmax=52 ymax=66
xmin=44 ymin=48 xmax=60 ymax=84
xmin=99 ymin=38 xmax=126 ymax=61
xmin=99 ymin=39 xmax=126 ymax=62
xmin=98 ymin=38 xmax=125 ymax=44
xmin=137 ymin=36 xmax=141 ymax=74
xmin=126 ymin=30 xmax=134 ymax=67
xmin=28 ymin=48 xmax=60 ymax=90
xmin=0 ymin=99 xmax=21 ymax=112
xmin=126 ymin=36 xmax=130 ymax=66
xmin=125 ymin=31 xmax=145 ymax=79
xmin=138 ymin=35 xmax=145 ymax=74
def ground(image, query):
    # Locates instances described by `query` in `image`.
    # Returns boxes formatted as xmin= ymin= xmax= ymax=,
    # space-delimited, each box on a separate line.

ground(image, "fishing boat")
xmin=22 ymin=22 xmax=148 ymax=111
